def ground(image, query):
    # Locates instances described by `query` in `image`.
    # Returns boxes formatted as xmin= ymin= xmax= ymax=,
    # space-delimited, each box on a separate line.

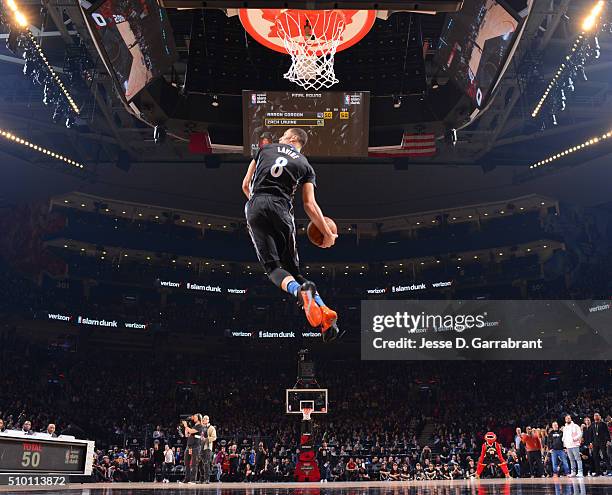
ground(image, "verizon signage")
xmin=367 ymin=280 xmax=454 ymax=295
xmin=157 ymin=280 xmax=247 ymax=295
xmin=226 ymin=330 xmax=322 ymax=339
xmin=44 ymin=313 xmax=149 ymax=330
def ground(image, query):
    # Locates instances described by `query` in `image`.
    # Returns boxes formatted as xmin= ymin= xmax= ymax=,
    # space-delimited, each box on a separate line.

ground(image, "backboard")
xmin=286 ymin=388 xmax=328 ymax=414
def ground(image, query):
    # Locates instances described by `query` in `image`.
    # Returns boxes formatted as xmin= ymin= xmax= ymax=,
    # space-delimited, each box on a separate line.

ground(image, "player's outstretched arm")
xmin=242 ymin=159 xmax=256 ymax=199
xmin=302 ymin=182 xmax=337 ymax=248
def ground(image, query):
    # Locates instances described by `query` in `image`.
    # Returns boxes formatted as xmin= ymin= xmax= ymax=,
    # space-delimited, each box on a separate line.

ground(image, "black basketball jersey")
xmin=250 ymin=143 xmax=316 ymax=203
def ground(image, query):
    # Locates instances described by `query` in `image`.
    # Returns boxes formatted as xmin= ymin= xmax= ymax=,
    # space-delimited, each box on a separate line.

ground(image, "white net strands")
xmin=274 ymin=10 xmax=346 ymax=91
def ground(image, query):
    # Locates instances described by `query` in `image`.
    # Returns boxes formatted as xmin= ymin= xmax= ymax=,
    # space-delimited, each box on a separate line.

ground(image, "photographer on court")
xmin=181 ymin=414 xmax=203 ymax=483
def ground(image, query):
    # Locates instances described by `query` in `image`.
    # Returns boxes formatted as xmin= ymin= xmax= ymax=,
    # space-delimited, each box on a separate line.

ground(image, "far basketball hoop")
xmin=239 ymin=9 xmax=376 ymax=90
xmin=301 ymin=406 xmax=313 ymax=421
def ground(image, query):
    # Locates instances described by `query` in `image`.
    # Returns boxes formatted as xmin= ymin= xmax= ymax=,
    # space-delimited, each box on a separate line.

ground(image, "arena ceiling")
xmin=0 ymin=0 xmax=611 ymax=218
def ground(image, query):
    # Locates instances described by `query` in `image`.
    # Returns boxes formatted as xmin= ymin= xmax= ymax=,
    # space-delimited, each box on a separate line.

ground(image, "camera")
xmin=177 ymin=415 xmax=194 ymax=437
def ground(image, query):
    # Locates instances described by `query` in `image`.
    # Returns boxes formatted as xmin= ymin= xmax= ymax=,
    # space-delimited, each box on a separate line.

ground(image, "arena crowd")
xmin=1 ymin=329 xmax=610 ymax=483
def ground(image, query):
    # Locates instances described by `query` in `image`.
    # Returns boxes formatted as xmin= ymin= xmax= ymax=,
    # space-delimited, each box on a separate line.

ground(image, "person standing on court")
xmin=583 ymin=417 xmax=594 ymax=475
xmin=242 ymin=127 xmax=341 ymax=341
xmin=199 ymin=415 xmax=217 ymax=484
xmin=589 ymin=412 xmax=611 ymax=476
xmin=548 ymin=421 xmax=569 ymax=476
xmin=563 ymin=414 xmax=584 ymax=477
xmin=180 ymin=414 xmax=203 ymax=483
xmin=522 ymin=427 xmax=544 ymax=477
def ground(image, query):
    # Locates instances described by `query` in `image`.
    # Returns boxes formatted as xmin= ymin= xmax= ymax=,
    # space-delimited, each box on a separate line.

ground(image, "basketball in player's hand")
xmin=307 ymin=217 xmax=337 ymax=247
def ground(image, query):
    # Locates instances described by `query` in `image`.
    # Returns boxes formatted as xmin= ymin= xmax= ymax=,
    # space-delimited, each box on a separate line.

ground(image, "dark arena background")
xmin=0 ymin=0 xmax=611 ymax=495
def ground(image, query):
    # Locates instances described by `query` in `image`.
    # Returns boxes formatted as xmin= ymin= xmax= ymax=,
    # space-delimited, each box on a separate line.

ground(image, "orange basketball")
xmin=307 ymin=217 xmax=337 ymax=247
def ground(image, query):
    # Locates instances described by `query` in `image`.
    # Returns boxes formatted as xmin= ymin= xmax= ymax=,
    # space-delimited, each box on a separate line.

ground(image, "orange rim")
xmin=239 ymin=9 xmax=377 ymax=55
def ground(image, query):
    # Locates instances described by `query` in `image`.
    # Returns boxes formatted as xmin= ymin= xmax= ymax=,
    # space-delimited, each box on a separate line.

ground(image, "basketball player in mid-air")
xmin=242 ymin=128 xmax=341 ymax=342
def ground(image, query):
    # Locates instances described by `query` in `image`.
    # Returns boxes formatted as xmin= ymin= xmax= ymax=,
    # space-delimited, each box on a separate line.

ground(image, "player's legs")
xmin=276 ymin=209 xmax=342 ymax=340
xmin=246 ymin=196 xmax=322 ymax=327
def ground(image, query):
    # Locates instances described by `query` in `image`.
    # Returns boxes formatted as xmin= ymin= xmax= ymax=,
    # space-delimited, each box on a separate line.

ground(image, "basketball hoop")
xmin=239 ymin=9 xmax=376 ymax=91
xmin=301 ymin=407 xmax=314 ymax=421
xmin=275 ymin=10 xmax=344 ymax=90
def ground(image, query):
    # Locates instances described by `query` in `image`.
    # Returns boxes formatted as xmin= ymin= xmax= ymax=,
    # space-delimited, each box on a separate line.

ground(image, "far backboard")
xmin=286 ymin=388 xmax=328 ymax=414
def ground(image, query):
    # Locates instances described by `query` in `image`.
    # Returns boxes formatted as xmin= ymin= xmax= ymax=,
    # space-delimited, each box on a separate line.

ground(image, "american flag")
xmin=401 ymin=132 xmax=437 ymax=157
xmin=369 ymin=131 xmax=437 ymax=158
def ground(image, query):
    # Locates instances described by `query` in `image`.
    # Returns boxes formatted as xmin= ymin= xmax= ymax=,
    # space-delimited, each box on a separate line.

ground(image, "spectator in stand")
xmin=563 ymin=414 xmax=584 ymax=478
xmin=466 ymin=458 xmax=477 ymax=478
xmin=589 ymin=412 xmax=611 ymax=476
xmin=388 ymin=462 xmax=401 ymax=480
xmin=506 ymin=448 xmax=521 ymax=478
xmin=345 ymin=457 xmax=358 ymax=481
xmin=441 ymin=464 xmax=452 ymax=480
xmin=413 ymin=463 xmax=425 ymax=480
xmin=0 ymin=419 xmax=5 ymax=433
xmin=317 ymin=441 xmax=330 ymax=477
xmin=522 ymin=427 xmax=544 ymax=477
xmin=92 ymin=454 xmax=107 ymax=482
xmin=357 ymin=458 xmax=370 ymax=481
xmin=420 ymin=445 xmax=432 ymax=465
xmin=152 ymin=425 xmax=165 ymax=441
xmin=228 ymin=444 xmax=240 ymax=481
xmin=243 ymin=463 xmax=254 ymax=482
xmin=281 ymin=458 xmax=294 ymax=481
xmin=214 ymin=446 xmax=226 ymax=482
xmin=424 ymin=459 xmax=436 ymax=480
xmin=254 ymin=442 xmax=268 ymax=481
xmin=379 ymin=458 xmax=390 ymax=481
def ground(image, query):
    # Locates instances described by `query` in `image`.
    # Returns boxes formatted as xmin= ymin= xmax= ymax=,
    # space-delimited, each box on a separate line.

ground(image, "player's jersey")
xmin=250 ymin=143 xmax=316 ymax=204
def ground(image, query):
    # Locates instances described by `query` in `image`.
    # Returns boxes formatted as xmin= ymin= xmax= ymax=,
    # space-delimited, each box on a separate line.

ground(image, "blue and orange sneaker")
xmin=297 ymin=281 xmax=322 ymax=328
xmin=321 ymin=306 xmax=344 ymax=342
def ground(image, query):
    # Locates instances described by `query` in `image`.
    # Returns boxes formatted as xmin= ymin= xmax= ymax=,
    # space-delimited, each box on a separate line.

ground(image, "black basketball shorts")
xmin=244 ymin=194 xmax=300 ymax=277
xmin=245 ymin=195 xmax=300 ymax=276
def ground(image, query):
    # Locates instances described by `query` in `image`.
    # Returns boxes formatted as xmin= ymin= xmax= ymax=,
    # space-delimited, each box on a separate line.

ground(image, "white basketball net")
xmin=302 ymin=407 xmax=314 ymax=421
xmin=274 ymin=10 xmax=346 ymax=91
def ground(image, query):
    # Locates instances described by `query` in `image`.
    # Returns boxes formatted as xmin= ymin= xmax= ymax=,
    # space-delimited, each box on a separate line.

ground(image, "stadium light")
xmin=582 ymin=0 xmax=605 ymax=31
xmin=4 ymin=0 xmax=28 ymax=26
xmin=25 ymin=32 xmax=80 ymax=115
xmin=529 ymin=128 xmax=612 ymax=169
xmin=0 ymin=128 xmax=84 ymax=169
xmin=533 ymin=1 xmax=608 ymax=119
xmin=14 ymin=11 xmax=27 ymax=27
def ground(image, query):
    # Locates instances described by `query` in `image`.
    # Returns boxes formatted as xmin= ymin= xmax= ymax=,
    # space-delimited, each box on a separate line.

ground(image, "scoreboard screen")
xmin=0 ymin=436 xmax=88 ymax=474
xmin=243 ymin=91 xmax=370 ymax=158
